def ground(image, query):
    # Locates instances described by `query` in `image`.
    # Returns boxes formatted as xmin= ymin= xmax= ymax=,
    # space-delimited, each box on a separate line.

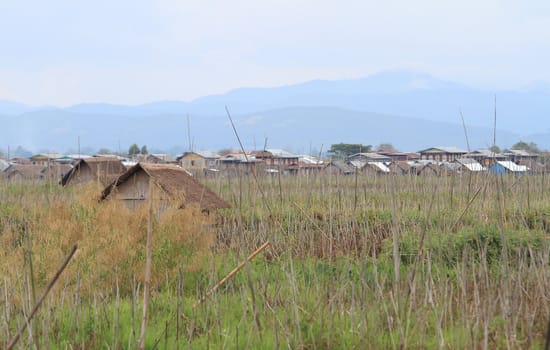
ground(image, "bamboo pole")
xmin=139 ymin=184 xmax=154 ymax=350
xmin=7 ymin=244 xmax=78 ymax=350
xmin=193 ymin=241 xmax=270 ymax=308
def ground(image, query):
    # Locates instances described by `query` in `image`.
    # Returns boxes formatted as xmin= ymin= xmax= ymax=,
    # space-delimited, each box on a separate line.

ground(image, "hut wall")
xmin=69 ymin=165 xmax=98 ymax=185
xmin=113 ymin=170 xmax=172 ymax=210
xmin=113 ymin=170 xmax=150 ymax=209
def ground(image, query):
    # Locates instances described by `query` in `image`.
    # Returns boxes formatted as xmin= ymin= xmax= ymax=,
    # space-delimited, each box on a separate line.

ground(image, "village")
xmin=0 ymin=143 xmax=545 ymax=213
xmin=0 ymin=144 xmax=547 ymax=184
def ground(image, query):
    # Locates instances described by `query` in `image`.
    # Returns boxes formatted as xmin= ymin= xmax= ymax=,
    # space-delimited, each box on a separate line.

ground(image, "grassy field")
xmin=0 ymin=172 xmax=549 ymax=349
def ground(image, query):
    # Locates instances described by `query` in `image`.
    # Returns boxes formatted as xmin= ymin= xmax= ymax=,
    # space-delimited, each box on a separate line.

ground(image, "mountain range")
xmin=1 ymin=71 xmax=549 ymax=154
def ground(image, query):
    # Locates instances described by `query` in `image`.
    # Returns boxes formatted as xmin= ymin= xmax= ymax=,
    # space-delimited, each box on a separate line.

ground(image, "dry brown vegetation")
xmin=0 ymin=172 xmax=549 ymax=349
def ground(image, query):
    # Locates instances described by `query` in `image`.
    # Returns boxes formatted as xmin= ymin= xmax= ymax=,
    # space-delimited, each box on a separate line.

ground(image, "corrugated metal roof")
xmin=456 ymin=158 xmax=484 ymax=171
xmin=497 ymin=161 xmax=528 ymax=172
xmin=467 ymin=149 xmax=506 ymax=158
xmin=349 ymin=160 xmax=366 ymax=169
xmin=418 ymin=146 xmax=467 ymax=154
xmin=219 ymin=153 xmax=258 ymax=163
xmin=297 ymin=155 xmax=324 ymax=165
xmin=194 ymin=150 xmax=221 ymax=159
xmin=326 ymin=161 xmax=354 ymax=173
xmin=349 ymin=152 xmax=391 ymax=161
xmin=0 ymin=159 xmax=9 ymax=171
xmin=265 ymin=149 xmax=298 ymax=158
xmin=367 ymin=162 xmax=390 ymax=173
xmin=507 ymin=149 xmax=535 ymax=157
xmin=65 ymin=154 xmax=93 ymax=159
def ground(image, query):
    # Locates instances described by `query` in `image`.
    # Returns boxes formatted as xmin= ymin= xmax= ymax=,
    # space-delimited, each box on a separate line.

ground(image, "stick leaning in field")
xmin=139 ymin=184 xmax=154 ymax=350
xmin=7 ymin=244 xmax=78 ymax=350
xmin=193 ymin=241 xmax=270 ymax=308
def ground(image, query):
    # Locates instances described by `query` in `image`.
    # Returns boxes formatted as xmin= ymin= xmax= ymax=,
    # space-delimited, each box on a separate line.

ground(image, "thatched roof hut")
xmin=388 ymin=161 xmax=412 ymax=175
xmin=42 ymin=163 xmax=73 ymax=182
xmin=61 ymin=157 xmax=127 ymax=186
xmin=100 ymin=163 xmax=229 ymax=211
xmin=414 ymin=163 xmax=441 ymax=177
xmin=323 ymin=161 xmax=354 ymax=175
xmin=3 ymin=164 xmax=45 ymax=181
xmin=518 ymin=159 xmax=545 ymax=174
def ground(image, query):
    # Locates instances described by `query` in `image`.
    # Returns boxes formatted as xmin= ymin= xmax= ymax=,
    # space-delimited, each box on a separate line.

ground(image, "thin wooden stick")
xmin=7 ymin=244 xmax=77 ymax=350
xmin=544 ymin=313 xmax=550 ymax=350
xmin=139 ymin=183 xmax=154 ymax=350
xmin=193 ymin=241 xmax=270 ymax=308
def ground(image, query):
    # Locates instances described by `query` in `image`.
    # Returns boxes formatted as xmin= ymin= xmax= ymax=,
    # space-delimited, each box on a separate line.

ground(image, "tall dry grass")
xmin=0 ymin=172 xmax=548 ymax=348
xmin=0 ymin=182 xmax=213 ymax=298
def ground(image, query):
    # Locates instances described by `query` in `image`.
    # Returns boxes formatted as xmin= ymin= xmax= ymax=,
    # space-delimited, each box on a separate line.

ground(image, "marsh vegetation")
xmin=0 ymin=172 xmax=549 ymax=349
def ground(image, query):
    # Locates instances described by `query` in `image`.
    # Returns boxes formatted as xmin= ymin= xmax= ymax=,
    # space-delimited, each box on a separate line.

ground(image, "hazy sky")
xmin=1 ymin=0 xmax=549 ymax=106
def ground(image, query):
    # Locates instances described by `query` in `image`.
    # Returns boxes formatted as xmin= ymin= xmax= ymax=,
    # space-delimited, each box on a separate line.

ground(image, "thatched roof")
xmin=415 ymin=163 xmax=441 ymax=176
xmin=324 ymin=161 xmax=354 ymax=174
xmin=517 ymin=159 xmax=545 ymax=173
xmin=388 ymin=161 xmax=412 ymax=174
xmin=41 ymin=163 xmax=73 ymax=181
xmin=101 ymin=163 xmax=229 ymax=211
xmin=4 ymin=164 xmax=45 ymax=180
xmin=61 ymin=157 xmax=127 ymax=186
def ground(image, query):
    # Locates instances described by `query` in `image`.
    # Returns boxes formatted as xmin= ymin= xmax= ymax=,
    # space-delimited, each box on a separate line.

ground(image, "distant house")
xmin=54 ymin=155 xmax=78 ymax=164
xmin=362 ymin=162 xmax=390 ymax=176
xmin=3 ymin=164 xmax=45 ymax=181
xmin=29 ymin=153 xmax=65 ymax=166
xmin=348 ymin=152 xmax=391 ymax=163
xmin=218 ymin=152 xmax=263 ymax=176
xmin=455 ymin=158 xmax=484 ymax=173
xmin=29 ymin=154 xmax=50 ymax=166
xmin=61 ymin=157 xmax=127 ymax=186
xmin=11 ymin=158 xmax=32 ymax=165
xmin=378 ymin=152 xmax=418 ymax=162
xmin=413 ymin=163 xmax=441 ymax=177
xmin=466 ymin=149 xmax=506 ymax=167
xmin=100 ymin=163 xmax=229 ymax=211
xmin=418 ymin=147 xmax=467 ymax=162
xmin=255 ymin=149 xmax=300 ymax=174
xmin=503 ymin=149 xmax=538 ymax=164
xmin=347 ymin=153 xmax=391 ymax=174
xmin=179 ymin=151 xmax=220 ymax=174
xmin=61 ymin=154 xmax=93 ymax=165
xmin=0 ymin=159 xmax=9 ymax=172
xmin=41 ymin=163 xmax=73 ymax=182
xmin=388 ymin=161 xmax=412 ymax=175
xmin=297 ymin=155 xmax=323 ymax=166
xmin=297 ymin=155 xmax=325 ymax=176
xmin=489 ymin=161 xmax=528 ymax=175
xmin=323 ymin=161 xmax=354 ymax=175
xmin=439 ymin=162 xmax=461 ymax=176
xmin=517 ymin=159 xmax=545 ymax=174
xmin=137 ymin=153 xmax=176 ymax=164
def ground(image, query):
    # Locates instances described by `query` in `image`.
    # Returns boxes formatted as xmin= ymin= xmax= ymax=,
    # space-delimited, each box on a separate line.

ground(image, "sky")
xmin=1 ymin=0 xmax=550 ymax=106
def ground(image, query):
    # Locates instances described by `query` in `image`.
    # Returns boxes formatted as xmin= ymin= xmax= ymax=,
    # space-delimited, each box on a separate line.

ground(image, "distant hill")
xmin=1 ymin=71 xmax=549 ymax=152
xmin=0 ymin=100 xmax=36 ymax=115
xmin=0 ymin=106 xmax=521 ymax=153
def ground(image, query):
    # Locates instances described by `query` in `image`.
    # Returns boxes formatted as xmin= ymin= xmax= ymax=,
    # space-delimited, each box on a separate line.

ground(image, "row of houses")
xmin=338 ymin=147 xmax=542 ymax=176
xmin=326 ymin=158 xmax=533 ymax=177
xmin=178 ymin=146 xmax=547 ymax=176
xmin=178 ymin=149 xmax=322 ymax=176
xmin=1 ymin=146 xmax=547 ymax=182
